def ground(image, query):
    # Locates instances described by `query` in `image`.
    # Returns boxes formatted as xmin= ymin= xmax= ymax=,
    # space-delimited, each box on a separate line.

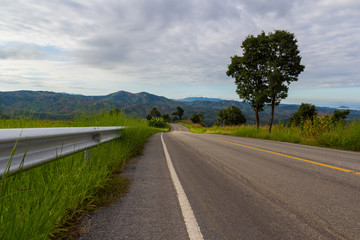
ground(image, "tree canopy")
xmin=288 ymin=103 xmax=317 ymax=126
xmin=332 ymin=109 xmax=350 ymax=123
xmin=227 ymin=33 xmax=268 ymax=128
xmin=150 ymin=107 xmax=161 ymax=118
xmin=162 ymin=114 xmax=171 ymax=122
xmin=191 ymin=113 xmax=204 ymax=125
xmin=217 ymin=106 xmax=246 ymax=126
xmin=227 ymin=30 xmax=304 ymax=130
xmin=172 ymin=106 xmax=184 ymax=120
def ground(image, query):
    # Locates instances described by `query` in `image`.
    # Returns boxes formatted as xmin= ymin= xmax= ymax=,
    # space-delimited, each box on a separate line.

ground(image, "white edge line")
xmin=161 ymin=133 xmax=204 ymax=240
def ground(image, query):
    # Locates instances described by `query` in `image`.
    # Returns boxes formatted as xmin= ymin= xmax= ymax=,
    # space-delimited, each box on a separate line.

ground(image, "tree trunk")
xmin=269 ymin=97 xmax=275 ymax=133
xmin=255 ymin=108 xmax=260 ymax=129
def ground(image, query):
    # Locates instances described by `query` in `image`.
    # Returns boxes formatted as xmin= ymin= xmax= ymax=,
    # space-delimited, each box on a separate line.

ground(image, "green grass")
xmin=179 ymin=120 xmax=360 ymax=152
xmin=0 ymin=112 xmax=159 ymax=239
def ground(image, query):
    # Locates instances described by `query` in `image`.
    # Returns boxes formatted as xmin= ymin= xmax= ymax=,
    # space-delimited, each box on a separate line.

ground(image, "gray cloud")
xmin=0 ymin=0 xmax=359 ymax=98
xmin=69 ymin=0 xmax=360 ymax=89
xmin=0 ymin=44 xmax=46 ymax=60
xmin=242 ymin=0 xmax=298 ymax=18
xmin=71 ymin=0 xmax=245 ymax=73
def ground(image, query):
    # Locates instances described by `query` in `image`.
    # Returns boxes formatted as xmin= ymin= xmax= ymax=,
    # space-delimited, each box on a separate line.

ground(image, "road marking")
xmin=203 ymin=135 xmax=360 ymax=176
xmin=161 ymin=133 xmax=204 ymax=240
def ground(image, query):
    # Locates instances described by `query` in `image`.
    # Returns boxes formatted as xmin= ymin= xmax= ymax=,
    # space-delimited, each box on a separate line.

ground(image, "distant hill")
xmin=0 ymin=90 xmax=359 ymax=126
xmin=179 ymin=97 xmax=224 ymax=102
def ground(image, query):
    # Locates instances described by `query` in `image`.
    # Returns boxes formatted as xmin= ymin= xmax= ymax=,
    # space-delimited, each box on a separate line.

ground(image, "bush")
xmin=288 ymin=103 xmax=317 ymax=127
xmin=148 ymin=117 xmax=167 ymax=128
xmin=191 ymin=113 xmax=204 ymax=125
xmin=217 ymin=106 xmax=246 ymax=126
xmin=162 ymin=114 xmax=171 ymax=122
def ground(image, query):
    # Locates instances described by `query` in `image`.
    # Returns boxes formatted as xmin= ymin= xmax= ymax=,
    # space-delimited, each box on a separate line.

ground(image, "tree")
xmin=191 ymin=113 xmax=204 ymax=125
xmin=332 ymin=109 xmax=350 ymax=123
xmin=217 ymin=106 xmax=246 ymax=126
xmin=227 ymin=30 xmax=304 ymax=131
xmin=288 ymin=103 xmax=317 ymax=126
xmin=172 ymin=116 xmax=179 ymax=122
xmin=176 ymin=106 xmax=184 ymax=120
xmin=266 ymin=30 xmax=305 ymax=132
xmin=150 ymin=107 xmax=161 ymax=118
xmin=162 ymin=114 xmax=171 ymax=122
xmin=227 ymin=32 xmax=269 ymax=128
xmin=172 ymin=106 xmax=184 ymax=120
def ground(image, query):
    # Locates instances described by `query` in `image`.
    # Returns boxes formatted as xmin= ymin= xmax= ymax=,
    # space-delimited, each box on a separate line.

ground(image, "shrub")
xmin=191 ymin=113 xmax=204 ymax=125
xmin=288 ymin=103 xmax=317 ymax=127
xmin=148 ymin=117 xmax=167 ymax=128
xmin=217 ymin=106 xmax=246 ymax=126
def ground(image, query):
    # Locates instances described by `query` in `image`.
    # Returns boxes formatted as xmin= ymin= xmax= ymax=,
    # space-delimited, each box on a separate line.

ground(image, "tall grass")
xmin=180 ymin=119 xmax=360 ymax=152
xmin=0 ymin=112 xmax=157 ymax=239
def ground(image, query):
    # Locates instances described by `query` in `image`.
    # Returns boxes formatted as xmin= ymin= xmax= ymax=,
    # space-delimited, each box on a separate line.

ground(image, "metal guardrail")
xmin=0 ymin=127 xmax=124 ymax=177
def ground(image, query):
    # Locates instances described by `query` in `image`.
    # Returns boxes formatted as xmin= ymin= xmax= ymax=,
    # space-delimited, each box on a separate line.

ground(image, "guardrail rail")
xmin=0 ymin=126 xmax=124 ymax=177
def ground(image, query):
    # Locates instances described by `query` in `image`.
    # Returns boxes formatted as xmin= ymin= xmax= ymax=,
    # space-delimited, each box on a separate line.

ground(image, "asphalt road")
xmin=81 ymin=124 xmax=360 ymax=240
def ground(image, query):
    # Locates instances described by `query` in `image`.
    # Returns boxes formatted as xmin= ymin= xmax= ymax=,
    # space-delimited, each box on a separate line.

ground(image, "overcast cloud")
xmin=0 ymin=0 xmax=359 ymax=102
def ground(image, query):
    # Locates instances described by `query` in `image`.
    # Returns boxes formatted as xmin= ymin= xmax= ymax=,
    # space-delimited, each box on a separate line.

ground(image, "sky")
xmin=0 ymin=0 xmax=359 ymax=105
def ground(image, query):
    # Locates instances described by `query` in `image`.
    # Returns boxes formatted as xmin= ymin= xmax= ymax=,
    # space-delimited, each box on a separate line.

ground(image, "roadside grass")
xmin=179 ymin=120 xmax=360 ymax=152
xmin=178 ymin=120 xmax=208 ymax=133
xmin=0 ymin=112 xmax=159 ymax=239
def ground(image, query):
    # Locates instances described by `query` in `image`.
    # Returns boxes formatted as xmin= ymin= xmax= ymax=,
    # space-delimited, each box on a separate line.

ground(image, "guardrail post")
xmin=84 ymin=149 xmax=91 ymax=160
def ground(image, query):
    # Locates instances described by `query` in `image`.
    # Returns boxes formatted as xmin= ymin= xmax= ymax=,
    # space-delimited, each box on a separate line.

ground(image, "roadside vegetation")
xmin=179 ymin=28 xmax=359 ymax=152
xmin=0 ymin=112 xmax=162 ymax=239
xmin=181 ymin=104 xmax=359 ymax=152
xmin=216 ymin=106 xmax=246 ymax=126
xmin=180 ymin=118 xmax=360 ymax=152
xmin=145 ymin=106 xmax=180 ymax=129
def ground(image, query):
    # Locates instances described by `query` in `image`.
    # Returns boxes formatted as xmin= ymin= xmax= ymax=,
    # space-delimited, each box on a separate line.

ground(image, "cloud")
xmin=0 ymin=44 xmax=46 ymax=60
xmin=242 ymin=0 xmax=298 ymax=18
xmin=0 ymin=0 xmax=359 ymax=100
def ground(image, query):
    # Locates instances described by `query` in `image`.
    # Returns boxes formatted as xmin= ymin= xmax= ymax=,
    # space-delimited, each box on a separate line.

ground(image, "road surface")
xmin=80 ymin=124 xmax=360 ymax=239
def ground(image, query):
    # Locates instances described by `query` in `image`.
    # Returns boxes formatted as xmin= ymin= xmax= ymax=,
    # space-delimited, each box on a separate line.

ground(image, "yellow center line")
xmin=202 ymin=135 xmax=360 ymax=176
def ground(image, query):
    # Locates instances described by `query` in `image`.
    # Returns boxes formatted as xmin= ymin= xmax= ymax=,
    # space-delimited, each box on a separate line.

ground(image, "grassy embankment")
xmin=180 ymin=119 xmax=360 ymax=152
xmin=0 ymin=112 xmax=167 ymax=239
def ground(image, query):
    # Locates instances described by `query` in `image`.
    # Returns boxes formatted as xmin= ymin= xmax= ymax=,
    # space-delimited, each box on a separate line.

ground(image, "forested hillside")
xmin=1 ymin=90 xmax=359 ymax=126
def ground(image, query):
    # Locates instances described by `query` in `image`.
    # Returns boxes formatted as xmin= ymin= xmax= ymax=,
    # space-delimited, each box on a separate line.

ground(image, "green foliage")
xmin=227 ymin=30 xmax=304 ymax=130
xmin=332 ymin=109 xmax=350 ymax=123
xmin=150 ymin=107 xmax=162 ymax=118
xmin=191 ymin=113 xmax=204 ymax=125
xmin=217 ymin=106 xmax=246 ymax=126
xmin=177 ymin=106 xmax=184 ymax=120
xmin=178 ymin=121 xmax=208 ymax=133
xmin=183 ymin=120 xmax=360 ymax=152
xmin=172 ymin=106 xmax=185 ymax=120
xmin=148 ymin=117 xmax=167 ymax=128
xmin=109 ymin=108 xmax=122 ymax=115
xmin=301 ymin=114 xmax=335 ymax=137
xmin=162 ymin=114 xmax=171 ymax=123
xmin=0 ymin=113 xmax=157 ymax=239
xmin=288 ymin=103 xmax=317 ymax=127
xmin=266 ymin=30 xmax=305 ymax=132
xmin=227 ymin=34 xmax=268 ymax=127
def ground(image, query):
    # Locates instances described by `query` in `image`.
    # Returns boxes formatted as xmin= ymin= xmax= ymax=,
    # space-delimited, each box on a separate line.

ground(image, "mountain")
xmin=0 ymin=90 xmax=359 ymax=126
xmin=179 ymin=97 xmax=224 ymax=102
